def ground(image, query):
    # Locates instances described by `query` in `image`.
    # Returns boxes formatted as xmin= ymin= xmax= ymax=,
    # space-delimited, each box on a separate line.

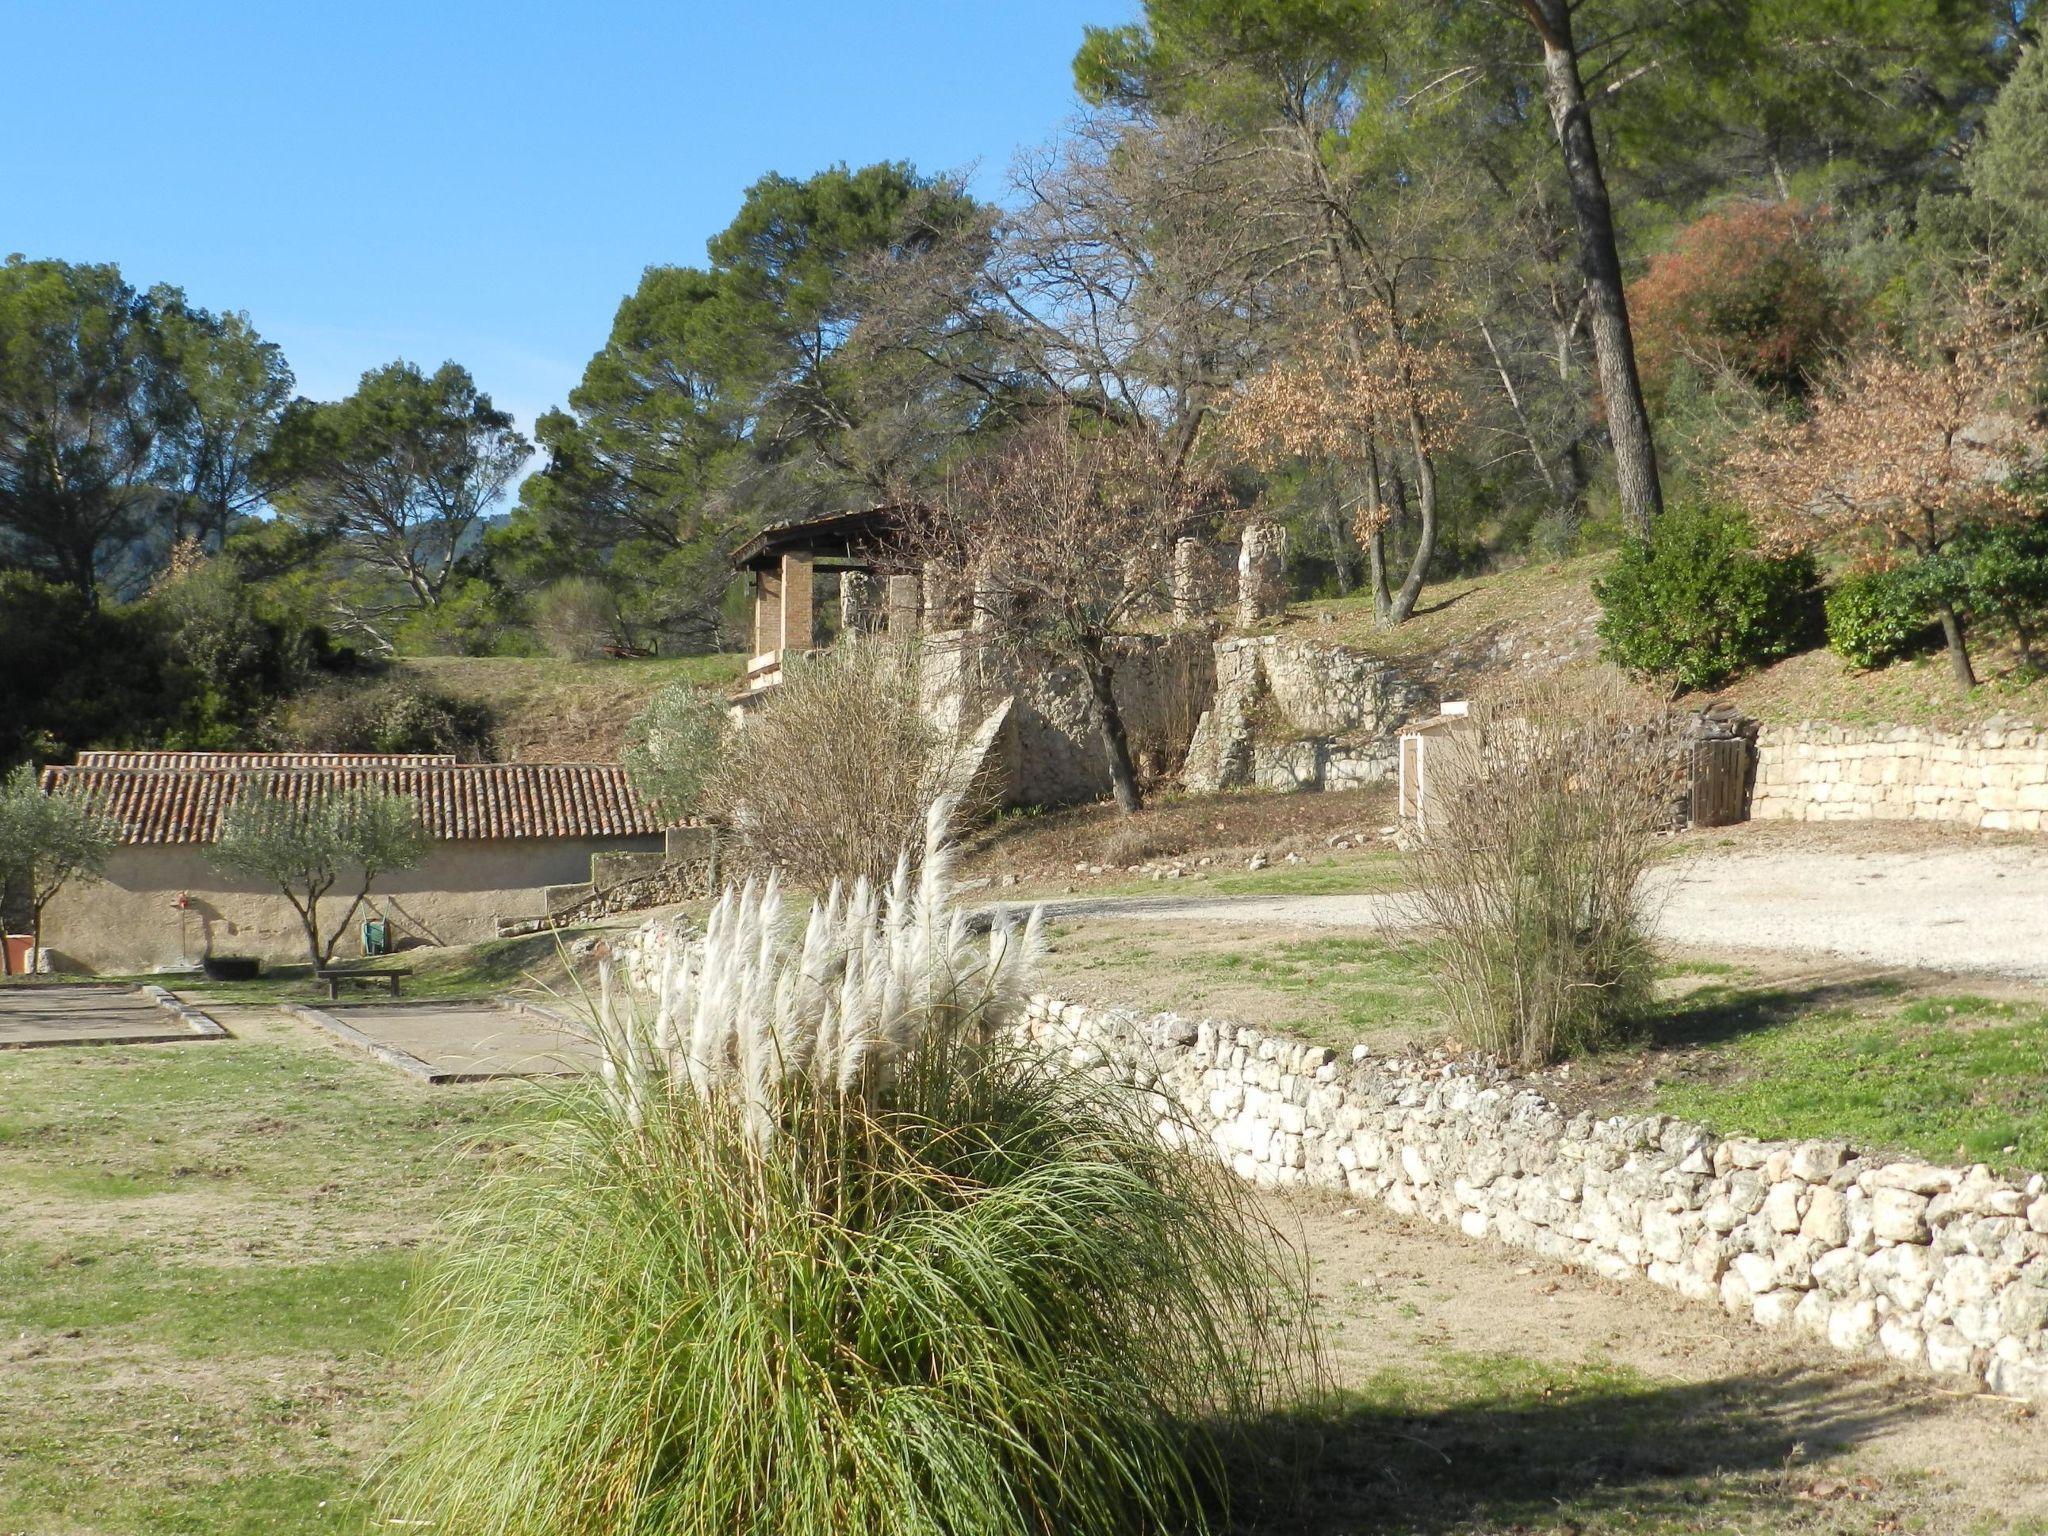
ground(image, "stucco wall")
xmin=44 ymin=836 xmax=664 ymax=973
xmin=1753 ymin=720 xmax=2048 ymax=831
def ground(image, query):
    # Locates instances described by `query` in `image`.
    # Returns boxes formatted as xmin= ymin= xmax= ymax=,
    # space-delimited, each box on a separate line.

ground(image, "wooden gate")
xmin=1691 ymin=737 xmax=1751 ymax=827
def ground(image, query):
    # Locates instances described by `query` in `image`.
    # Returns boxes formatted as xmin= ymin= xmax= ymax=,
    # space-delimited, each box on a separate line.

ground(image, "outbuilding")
xmin=37 ymin=751 xmax=680 ymax=973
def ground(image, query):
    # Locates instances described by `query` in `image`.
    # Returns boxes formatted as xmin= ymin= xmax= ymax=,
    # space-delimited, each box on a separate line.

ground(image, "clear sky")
xmin=5 ymin=0 xmax=1133 ymax=444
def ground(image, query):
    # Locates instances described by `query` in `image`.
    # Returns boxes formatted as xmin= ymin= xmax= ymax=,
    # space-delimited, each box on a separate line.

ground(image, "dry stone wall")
xmin=1022 ymin=995 xmax=2048 ymax=1401
xmin=1753 ymin=720 xmax=2048 ymax=831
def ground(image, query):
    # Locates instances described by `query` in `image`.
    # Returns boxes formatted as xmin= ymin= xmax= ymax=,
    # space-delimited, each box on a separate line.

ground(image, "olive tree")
xmin=622 ymin=681 xmax=729 ymax=822
xmin=208 ymin=780 xmax=428 ymax=967
xmin=0 ymin=764 xmax=119 ymax=974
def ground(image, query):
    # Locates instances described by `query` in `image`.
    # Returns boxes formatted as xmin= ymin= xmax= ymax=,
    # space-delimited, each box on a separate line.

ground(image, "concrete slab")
xmin=283 ymin=997 xmax=597 ymax=1083
xmin=0 ymin=984 xmax=228 ymax=1049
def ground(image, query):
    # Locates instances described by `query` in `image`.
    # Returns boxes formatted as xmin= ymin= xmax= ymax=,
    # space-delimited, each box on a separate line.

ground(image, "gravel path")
xmin=1010 ymin=842 xmax=2048 ymax=985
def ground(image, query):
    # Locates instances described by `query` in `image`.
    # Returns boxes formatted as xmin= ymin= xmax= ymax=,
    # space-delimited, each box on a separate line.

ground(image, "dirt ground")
xmin=1029 ymin=816 xmax=2048 ymax=988
xmin=0 ymin=985 xmax=221 ymax=1048
xmin=294 ymin=998 xmax=597 ymax=1080
xmin=1267 ymin=1190 xmax=2048 ymax=1533
xmin=959 ymin=787 xmax=1399 ymax=895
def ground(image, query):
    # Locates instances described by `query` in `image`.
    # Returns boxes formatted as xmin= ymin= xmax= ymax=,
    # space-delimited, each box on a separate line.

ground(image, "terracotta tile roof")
xmin=40 ymin=761 xmax=674 ymax=845
xmin=72 ymin=750 xmax=459 ymax=769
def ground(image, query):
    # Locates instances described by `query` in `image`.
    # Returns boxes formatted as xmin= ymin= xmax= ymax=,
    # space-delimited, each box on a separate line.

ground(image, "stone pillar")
xmin=1237 ymin=521 xmax=1288 ymax=628
xmin=752 ymin=566 xmax=783 ymax=657
xmin=923 ymin=558 xmax=966 ymax=631
xmin=886 ymin=573 xmax=922 ymax=641
xmin=1172 ymin=536 xmax=1211 ymax=624
xmin=779 ymin=552 xmax=814 ymax=651
xmin=839 ymin=569 xmax=883 ymax=634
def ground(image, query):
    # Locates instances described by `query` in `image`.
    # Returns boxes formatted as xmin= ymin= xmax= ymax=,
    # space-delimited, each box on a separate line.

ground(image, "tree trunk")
xmin=1360 ymin=439 xmax=1393 ymax=622
xmin=295 ymin=892 xmax=328 ymax=969
xmin=1934 ymin=601 xmax=1978 ymax=689
xmin=1367 ymin=529 xmax=1393 ymax=622
xmin=1525 ymin=0 xmax=1664 ymax=538
xmin=1077 ymin=639 xmax=1143 ymax=815
xmin=1387 ymin=402 xmax=1439 ymax=624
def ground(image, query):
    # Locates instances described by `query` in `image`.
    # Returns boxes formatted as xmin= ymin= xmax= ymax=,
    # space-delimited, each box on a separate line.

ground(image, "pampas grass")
xmin=386 ymin=798 xmax=1316 ymax=1536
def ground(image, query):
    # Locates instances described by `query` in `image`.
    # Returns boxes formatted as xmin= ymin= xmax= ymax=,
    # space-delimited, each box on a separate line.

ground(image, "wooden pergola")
xmin=729 ymin=506 xmax=922 ymax=697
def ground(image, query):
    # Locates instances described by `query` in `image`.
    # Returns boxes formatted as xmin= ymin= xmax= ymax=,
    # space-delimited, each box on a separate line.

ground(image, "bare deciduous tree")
xmin=928 ymin=413 xmax=1206 ymax=816
xmin=1725 ymin=305 xmax=2048 ymax=689
xmin=1221 ymin=308 xmax=1469 ymax=623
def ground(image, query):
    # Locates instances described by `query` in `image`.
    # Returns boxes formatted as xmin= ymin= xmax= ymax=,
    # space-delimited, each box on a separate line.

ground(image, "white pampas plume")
xmin=609 ymin=789 xmax=1042 ymax=1138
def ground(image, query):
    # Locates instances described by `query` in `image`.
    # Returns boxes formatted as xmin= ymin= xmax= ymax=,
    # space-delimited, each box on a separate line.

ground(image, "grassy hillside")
xmin=1274 ymin=553 xmax=2048 ymax=729
xmin=394 ymin=654 xmax=743 ymax=763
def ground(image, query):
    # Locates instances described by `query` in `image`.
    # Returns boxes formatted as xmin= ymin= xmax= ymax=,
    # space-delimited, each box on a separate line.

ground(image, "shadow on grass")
xmin=1224 ymin=1363 xmax=1927 ymax=1534
xmin=1644 ymin=976 xmax=1907 ymax=1053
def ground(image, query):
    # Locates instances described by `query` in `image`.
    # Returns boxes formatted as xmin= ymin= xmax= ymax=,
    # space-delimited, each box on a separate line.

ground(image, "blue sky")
xmin=5 ymin=0 xmax=1133 ymax=445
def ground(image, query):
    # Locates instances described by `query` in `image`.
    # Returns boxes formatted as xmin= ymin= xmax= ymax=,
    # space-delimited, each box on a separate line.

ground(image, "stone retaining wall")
xmin=1753 ymin=720 xmax=2048 ymax=831
xmin=1183 ymin=636 xmax=1434 ymax=794
xmin=1022 ymin=995 xmax=2048 ymax=1400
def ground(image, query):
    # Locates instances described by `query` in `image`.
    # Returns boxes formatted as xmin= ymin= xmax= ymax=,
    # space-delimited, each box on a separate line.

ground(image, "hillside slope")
xmin=394 ymin=654 xmax=742 ymax=763
xmin=1282 ymin=554 xmax=2048 ymax=728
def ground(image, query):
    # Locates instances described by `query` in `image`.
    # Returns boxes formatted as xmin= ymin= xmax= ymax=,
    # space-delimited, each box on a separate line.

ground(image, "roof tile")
xmin=40 ymin=757 xmax=675 ymax=844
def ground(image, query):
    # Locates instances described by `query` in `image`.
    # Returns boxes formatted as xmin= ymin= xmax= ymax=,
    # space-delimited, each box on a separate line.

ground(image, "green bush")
xmin=1952 ymin=518 xmax=2048 ymax=667
xmin=622 ymin=680 xmax=727 ymax=819
xmin=1825 ymin=568 xmax=1930 ymax=669
xmin=389 ymin=815 xmax=1315 ymax=1536
xmin=1594 ymin=502 xmax=1818 ymax=690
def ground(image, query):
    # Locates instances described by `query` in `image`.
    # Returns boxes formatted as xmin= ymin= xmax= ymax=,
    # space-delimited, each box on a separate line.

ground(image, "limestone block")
xmin=1237 ymin=522 xmax=1288 ymax=627
xmin=1829 ymin=1298 xmax=1879 ymax=1350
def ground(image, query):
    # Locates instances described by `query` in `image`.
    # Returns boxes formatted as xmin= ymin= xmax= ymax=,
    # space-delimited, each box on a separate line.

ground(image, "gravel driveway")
xmin=1012 ymin=842 xmax=2048 ymax=986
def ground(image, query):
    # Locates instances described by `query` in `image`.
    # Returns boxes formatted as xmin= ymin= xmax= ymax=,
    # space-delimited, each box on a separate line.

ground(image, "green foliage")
xmin=146 ymin=552 xmax=344 ymax=745
xmin=1825 ymin=567 xmax=1929 ymax=669
xmin=0 ymin=573 xmax=169 ymax=769
xmin=499 ymin=162 xmax=986 ymax=651
xmin=390 ymin=576 xmax=528 ymax=658
xmin=0 ymin=257 xmax=182 ymax=592
xmin=274 ymin=677 xmax=497 ymax=761
xmin=1594 ymin=502 xmax=1818 ymax=690
xmin=389 ymin=1023 xmax=1311 ymax=1536
xmin=622 ymin=681 xmax=727 ymax=819
xmin=0 ymin=762 xmax=119 ymax=960
xmin=266 ymin=360 xmax=530 ymax=647
xmin=0 ymin=256 xmax=294 ymax=595
xmin=1946 ymin=514 xmax=2048 ymax=667
xmin=208 ymin=780 xmax=429 ymax=966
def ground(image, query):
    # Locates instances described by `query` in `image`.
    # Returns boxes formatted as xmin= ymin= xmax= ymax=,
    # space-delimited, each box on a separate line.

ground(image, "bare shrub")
xmin=1399 ymin=679 xmax=1671 ymax=1067
xmin=705 ymin=637 xmax=982 ymax=891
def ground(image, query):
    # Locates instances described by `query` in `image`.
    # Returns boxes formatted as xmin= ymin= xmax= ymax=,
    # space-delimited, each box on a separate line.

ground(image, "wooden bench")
xmin=315 ymin=967 xmax=414 ymax=1001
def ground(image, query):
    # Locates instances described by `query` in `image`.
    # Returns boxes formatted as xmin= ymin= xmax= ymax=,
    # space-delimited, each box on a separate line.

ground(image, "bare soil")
xmin=1267 ymin=1190 xmax=2048 ymax=1533
xmin=960 ymin=786 xmax=1400 ymax=896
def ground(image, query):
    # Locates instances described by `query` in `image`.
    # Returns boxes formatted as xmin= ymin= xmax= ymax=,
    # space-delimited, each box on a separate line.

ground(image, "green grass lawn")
xmin=1642 ymin=988 xmax=2048 ymax=1172
xmin=1040 ymin=927 xmax=1439 ymax=1054
xmin=1196 ymin=937 xmax=1435 ymax=1054
xmin=0 ymin=1019 xmax=533 ymax=1534
xmin=1202 ymin=853 xmax=1407 ymax=898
